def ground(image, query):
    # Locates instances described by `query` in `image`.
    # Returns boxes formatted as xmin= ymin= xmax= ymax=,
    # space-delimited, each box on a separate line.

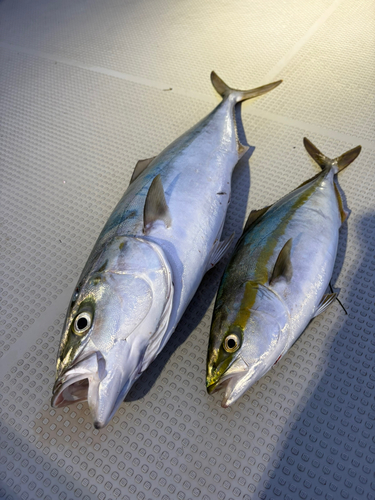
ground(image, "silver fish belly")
xmin=206 ymin=138 xmax=361 ymax=407
xmin=51 ymin=72 xmax=282 ymax=428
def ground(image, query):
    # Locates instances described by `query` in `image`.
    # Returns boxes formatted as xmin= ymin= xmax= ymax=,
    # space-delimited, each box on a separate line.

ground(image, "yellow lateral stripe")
xmin=232 ymin=171 xmax=327 ymax=330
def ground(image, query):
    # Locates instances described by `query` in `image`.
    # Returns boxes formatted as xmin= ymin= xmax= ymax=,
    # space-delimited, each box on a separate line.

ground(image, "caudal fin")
xmin=303 ymin=137 xmax=362 ymax=173
xmin=211 ymin=71 xmax=282 ymax=104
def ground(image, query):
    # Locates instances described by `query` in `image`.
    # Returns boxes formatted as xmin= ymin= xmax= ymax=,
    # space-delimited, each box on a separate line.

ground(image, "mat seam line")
xmin=1 ymin=41 xmax=373 ymax=151
xmin=263 ymin=0 xmax=345 ymax=81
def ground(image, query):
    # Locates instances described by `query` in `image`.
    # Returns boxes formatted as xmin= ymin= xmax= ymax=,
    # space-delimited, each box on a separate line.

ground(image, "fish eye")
xmin=72 ymin=312 xmax=92 ymax=336
xmin=223 ymin=334 xmax=240 ymax=353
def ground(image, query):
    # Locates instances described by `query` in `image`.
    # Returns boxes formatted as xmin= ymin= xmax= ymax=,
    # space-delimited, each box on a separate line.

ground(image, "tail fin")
xmin=303 ymin=137 xmax=362 ymax=173
xmin=211 ymin=71 xmax=282 ymax=104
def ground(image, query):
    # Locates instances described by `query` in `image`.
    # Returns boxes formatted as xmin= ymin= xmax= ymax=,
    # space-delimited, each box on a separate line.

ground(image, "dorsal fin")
xmin=293 ymin=171 xmax=321 ymax=192
xmin=244 ymin=206 xmax=271 ymax=232
xmin=270 ymin=239 xmax=293 ymax=285
xmin=143 ymin=175 xmax=171 ymax=233
xmin=129 ymin=157 xmax=155 ymax=184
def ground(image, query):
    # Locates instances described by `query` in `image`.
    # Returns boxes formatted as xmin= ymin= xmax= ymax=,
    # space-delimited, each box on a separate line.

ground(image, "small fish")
xmin=206 ymin=138 xmax=361 ymax=406
xmin=51 ymin=72 xmax=282 ymax=428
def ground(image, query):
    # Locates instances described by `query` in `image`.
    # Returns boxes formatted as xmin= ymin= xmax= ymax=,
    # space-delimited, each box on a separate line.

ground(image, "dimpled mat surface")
xmin=0 ymin=0 xmax=375 ymax=499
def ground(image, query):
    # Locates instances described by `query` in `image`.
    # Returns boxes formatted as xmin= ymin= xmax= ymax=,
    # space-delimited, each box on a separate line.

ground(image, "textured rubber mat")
xmin=1 ymin=0 xmax=375 ymax=499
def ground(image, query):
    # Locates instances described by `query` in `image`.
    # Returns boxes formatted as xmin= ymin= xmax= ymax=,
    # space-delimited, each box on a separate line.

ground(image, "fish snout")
xmin=206 ymin=360 xmax=226 ymax=394
xmin=206 ymin=377 xmax=222 ymax=395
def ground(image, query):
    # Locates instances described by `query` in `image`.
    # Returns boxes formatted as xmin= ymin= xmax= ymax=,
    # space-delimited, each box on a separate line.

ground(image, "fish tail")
xmin=303 ymin=137 xmax=362 ymax=173
xmin=211 ymin=71 xmax=282 ymax=104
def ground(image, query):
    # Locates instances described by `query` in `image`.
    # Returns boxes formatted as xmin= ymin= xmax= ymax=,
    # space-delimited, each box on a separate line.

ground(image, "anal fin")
xmin=143 ymin=175 xmax=171 ymax=233
xmin=205 ymin=233 xmax=235 ymax=272
xmin=313 ymin=292 xmax=337 ymax=318
xmin=130 ymin=157 xmax=155 ymax=184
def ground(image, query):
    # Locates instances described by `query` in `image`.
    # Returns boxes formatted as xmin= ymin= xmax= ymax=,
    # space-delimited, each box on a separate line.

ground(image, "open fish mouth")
xmin=207 ymin=356 xmax=276 ymax=408
xmin=220 ymin=359 xmax=273 ymax=407
xmin=51 ymin=345 xmax=144 ymax=429
xmin=52 ymin=377 xmax=90 ymax=407
xmin=207 ymin=356 xmax=249 ymax=400
xmin=51 ymin=351 xmax=104 ymax=408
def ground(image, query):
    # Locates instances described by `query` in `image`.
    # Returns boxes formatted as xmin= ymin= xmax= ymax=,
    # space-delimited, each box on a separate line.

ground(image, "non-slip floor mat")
xmin=1 ymin=0 xmax=375 ymax=499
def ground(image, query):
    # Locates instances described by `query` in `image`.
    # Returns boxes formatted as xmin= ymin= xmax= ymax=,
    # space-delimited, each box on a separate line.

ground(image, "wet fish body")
xmin=51 ymin=72 xmax=282 ymax=427
xmin=207 ymin=138 xmax=361 ymax=406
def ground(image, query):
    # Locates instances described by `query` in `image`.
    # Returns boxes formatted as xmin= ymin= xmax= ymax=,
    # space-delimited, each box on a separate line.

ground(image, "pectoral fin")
xmin=313 ymin=292 xmax=337 ymax=318
xmin=270 ymin=239 xmax=293 ymax=285
xmin=143 ymin=175 xmax=171 ymax=233
xmin=206 ymin=233 xmax=235 ymax=272
xmin=130 ymin=157 xmax=155 ymax=184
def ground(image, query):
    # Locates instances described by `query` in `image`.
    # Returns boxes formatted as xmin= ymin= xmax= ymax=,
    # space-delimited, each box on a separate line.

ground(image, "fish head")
xmin=52 ymin=236 xmax=173 ymax=428
xmin=207 ymin=282 xmax=289 ymax=406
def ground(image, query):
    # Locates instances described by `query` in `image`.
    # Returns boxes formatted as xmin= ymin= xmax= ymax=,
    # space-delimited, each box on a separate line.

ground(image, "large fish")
xmin=207 ymin=138 xmax=361 ymax=406
xmin=51 ymin=72 xmax=282 ymax=428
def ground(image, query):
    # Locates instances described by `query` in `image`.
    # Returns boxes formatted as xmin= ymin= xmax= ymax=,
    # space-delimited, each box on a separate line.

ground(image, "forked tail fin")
xmin=211 ymin=71 xmax=282 ymax=104
xmin=303 ymin=137 xmax=362 ymax=173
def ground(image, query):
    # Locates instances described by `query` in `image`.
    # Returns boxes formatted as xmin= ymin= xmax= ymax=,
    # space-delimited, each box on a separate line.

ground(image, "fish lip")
xmin=92 ymin=377 xmax=133 ymax=429
xmin=220 ymin=360 xmax=267 ymax=407
xmin=207 ymin=356 xmax=249 ymax=396
xmin=220 ymin=375 xmax=248 ymax=408
xmin=206 ymin=369 xmax=234 ymax=394
xmin=51 ymin=351 xmax=101 ymax=408
xmin=51 ymin=372 xmax=130 ymax=429
xmin=51 ymin=347 xmax=141 ymax=428
xmin=53 ymin=349 xmax=96 ymax=389
xmin=206 ymin=379 xmax=223 ymax=395
xmin=51 ymin=373 xmax=90 ymax=408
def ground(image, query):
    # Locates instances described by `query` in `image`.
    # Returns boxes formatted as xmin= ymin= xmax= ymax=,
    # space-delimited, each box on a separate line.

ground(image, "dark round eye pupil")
xmin=227 ymin=338 xmax=236 ymax=349
xmin=77 ymin=317 xmax=88 ymax=330
xmin=223 ymin=333 xmax=240 ymax=353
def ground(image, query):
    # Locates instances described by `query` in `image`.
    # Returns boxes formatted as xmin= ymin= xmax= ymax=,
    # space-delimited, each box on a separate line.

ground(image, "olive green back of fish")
xmin=207 ymin=138 xmax=362 ymax=391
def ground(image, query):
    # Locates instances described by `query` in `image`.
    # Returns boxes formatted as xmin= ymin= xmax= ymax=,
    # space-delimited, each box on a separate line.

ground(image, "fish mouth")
xmin=52 ymin=350 xmax=117 ymax=429
xmin=207 ymin=356 xmax=272 ymax=407
xmin=51 ymin=351 xmax=104 ymax=409
xmin=52 ymin=377 xmax=90 ymax=407
xmin=207 ymin=356 xmax=249 ymax=401
xmin=51 ymin=347 xmax=141 ymax=429
xmin=219 ymin=359 xmax=272 ymax=407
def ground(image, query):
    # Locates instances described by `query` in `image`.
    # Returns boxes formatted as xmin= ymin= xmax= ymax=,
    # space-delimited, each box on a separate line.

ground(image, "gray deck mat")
xmin=1 ymin=0 xmax=375 ymax=499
